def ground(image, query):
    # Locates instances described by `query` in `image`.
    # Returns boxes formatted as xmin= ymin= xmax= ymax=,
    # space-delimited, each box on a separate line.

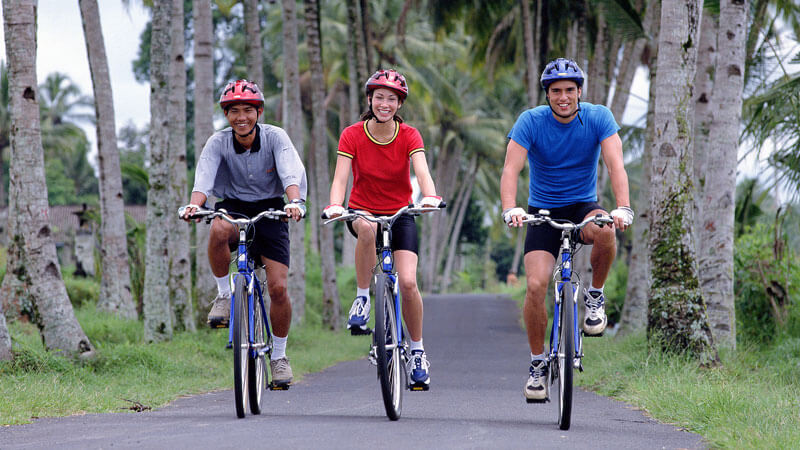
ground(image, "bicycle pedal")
xmin=583 ymin=332 xmax=604 ymax=338
xmin=408 ymin=382 xmax=430 ymax=391
xmin=269 ymin=382 xmax=291 ymax=391
xmin=349 ymin=327 xmax=372 ymax=336
xmin=526 ymin=397 xmax=549 ymax=404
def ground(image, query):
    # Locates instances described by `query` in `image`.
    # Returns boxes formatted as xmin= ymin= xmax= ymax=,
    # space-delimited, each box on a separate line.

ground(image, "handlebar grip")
xmin=320 ymin=212 xmax=327 ymax=220
xmin=439 ymin=201 xmax=447 ymax=209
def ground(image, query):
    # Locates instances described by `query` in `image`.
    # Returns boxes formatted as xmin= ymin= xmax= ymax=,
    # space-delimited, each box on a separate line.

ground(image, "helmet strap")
xmin=369 ymin=98 xmax=391 ymax=124
xmin=232 ymin=109 xmax=262 ymax=138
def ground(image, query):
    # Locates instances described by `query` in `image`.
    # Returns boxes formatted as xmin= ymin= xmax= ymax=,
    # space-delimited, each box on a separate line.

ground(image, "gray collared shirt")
xmin=193 ymin=124 xmax=307 ymax=202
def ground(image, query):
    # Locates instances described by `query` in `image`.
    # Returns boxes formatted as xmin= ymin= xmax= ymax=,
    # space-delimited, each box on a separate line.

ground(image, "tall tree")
xmin=520 ymin=0 xmax=539 ymax=107
xmin=244 ymin=0 xmax=264 ymax=122
xmin=305 ymin=0 xmax=340 ymax=329
xmin=168 ymin=0 xmax=194 ymax=331
xmin=78 ymin=0 xmax=137 ymax=320
xmin=698 ymin=0 xmax=748 ymax=349
xmin=0 ymin=0 xmax=94 ymax=357
xmin=0 ymin=301 xmax=9 ymax=360
xmin=647 ymin=0 xmax=717 ymax=364
xmin=192 ymin=0 xmax=216 ymax=321
xmin=282 ymin=0 xmax=306 ymax=324
xmin=144 ymin=0 xmax=174 ymax=342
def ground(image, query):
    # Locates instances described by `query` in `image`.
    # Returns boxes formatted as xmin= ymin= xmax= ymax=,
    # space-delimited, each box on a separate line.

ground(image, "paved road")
xmin=1 ymin=294 xmax=704 ymax=449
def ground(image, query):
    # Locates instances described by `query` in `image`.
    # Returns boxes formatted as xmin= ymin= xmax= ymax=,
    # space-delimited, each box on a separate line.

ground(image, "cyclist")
xmin=322 ymin=69 xmax=441 ymax=390
xmin=500 ymin=58 xmax=633 ymax=401
xmin=181 ymin=79 xmax=307 ymax=387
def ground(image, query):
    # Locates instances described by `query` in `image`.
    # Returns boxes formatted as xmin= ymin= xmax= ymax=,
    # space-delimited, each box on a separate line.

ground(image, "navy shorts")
xmin=524 ymin=202 xmax=607 ymax=258
xmin=215 ymin=197 xmax=290 ymax=267
xmin=346 ymin=214 xmax=419 ymax=255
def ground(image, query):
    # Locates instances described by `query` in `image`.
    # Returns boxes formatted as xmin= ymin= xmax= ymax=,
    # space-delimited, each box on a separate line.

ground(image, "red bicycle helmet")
xmin=219 ymin=79 xmax=265 ymax=108
xmin=365 ymin=69 xmax=408 ymax=101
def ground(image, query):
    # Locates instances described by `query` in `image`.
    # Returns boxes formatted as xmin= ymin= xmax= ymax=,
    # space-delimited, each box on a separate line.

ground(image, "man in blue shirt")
xmin=500 ymin=59 xmax=634 ymax=402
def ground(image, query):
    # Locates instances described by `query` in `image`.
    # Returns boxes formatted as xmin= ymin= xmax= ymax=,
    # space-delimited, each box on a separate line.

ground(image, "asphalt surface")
xmin=1 ymin=294 xmax=705 ymax=449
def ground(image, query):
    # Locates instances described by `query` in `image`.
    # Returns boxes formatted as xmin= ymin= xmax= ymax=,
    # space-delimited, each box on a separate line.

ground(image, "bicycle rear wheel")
xmin=373 ymin=273 xmax=404 ymax=421
xmin=248 ymin=293 xmax=268 ymax=415
xmin=556 ymin=281 xmax=574 ymax=430
xmin=232 ymin=275 xmax=249 ymax=418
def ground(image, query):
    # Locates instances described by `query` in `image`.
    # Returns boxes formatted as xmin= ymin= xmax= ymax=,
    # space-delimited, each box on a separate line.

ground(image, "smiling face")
xmin=546 ymin=80 xmax=581 ymax=122
xmin=223 ymin=102 xmax=261 ymax=135
xmin=369 ymin=88 xmax=402 ymax=122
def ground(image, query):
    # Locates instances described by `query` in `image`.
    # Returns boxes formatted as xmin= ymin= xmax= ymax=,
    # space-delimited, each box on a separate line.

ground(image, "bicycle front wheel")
xmin=373 ymin=273 xmax=403 ymax=421
xmin=556 ymin=281 xmax=574 ymax=430
xmin=232 ymin=275 xmax=249 ymax=419
xmin=248 ymin=293 xmax=268 ymax=415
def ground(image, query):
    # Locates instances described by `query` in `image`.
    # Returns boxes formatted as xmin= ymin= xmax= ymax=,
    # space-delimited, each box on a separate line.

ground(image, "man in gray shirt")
xmin=181 ymin=79 xmax=307 ymax=387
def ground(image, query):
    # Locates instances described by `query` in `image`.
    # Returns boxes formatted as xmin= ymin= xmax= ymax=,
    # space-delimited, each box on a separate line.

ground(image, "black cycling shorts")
xmin=524 ymin=202 xmax=607 ymax=258
xmin=215 ymin=197 xmax=290 ymax=267
xmin=346 ymin=214 xmax=419 ymax=255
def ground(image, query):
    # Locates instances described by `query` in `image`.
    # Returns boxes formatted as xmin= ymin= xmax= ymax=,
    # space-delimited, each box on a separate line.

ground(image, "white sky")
xmin=0 ymin=0 xmax=151 ymax=136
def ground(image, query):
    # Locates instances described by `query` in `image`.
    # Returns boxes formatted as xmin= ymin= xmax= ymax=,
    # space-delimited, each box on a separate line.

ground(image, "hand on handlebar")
xmin=610 ymin=206 xmax=634 ymax=231
xmin=322 ymin=204 xmax=345 ymax=219
xmin=283 ymin=199 xmax=306 ymax=222
xmin=179 ymin=204 xmax=204 ymax=223
xmin=502 ymin=207 xmax=527 ymax=228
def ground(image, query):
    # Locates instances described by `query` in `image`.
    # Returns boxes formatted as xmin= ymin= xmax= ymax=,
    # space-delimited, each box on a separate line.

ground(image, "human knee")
xmin=525 ymin=275 xmax=549 ymax=295
xmin=268 ymin=280 xmax=289 ymax=304
xmin=398 ymin=276 xmax=418 ymax=296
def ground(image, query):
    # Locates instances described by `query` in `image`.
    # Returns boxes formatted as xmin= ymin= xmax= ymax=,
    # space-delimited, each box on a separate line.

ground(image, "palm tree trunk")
xmin=698 ymin=0 xmax=747 ymax=349
xmin=282 ymin=0 xmax=306 ymax=324
xmin=78 ymin=0 xmax=136 ymax=320
xmin=244 ymin=0 xmax=264 ymax=121
xmin=144 ymin=0 xmax=174 ymax=342
xmin=168 ymin=0 xmax=194 ymax=332
xmin=440 ymin=155 xmax=478 ymax=291
xmin=359 ymin=0 xmax=372 ymax=72
xmin=192 ymin=0 xmax=216 ymax=322
xmin=618 ymin=0 xmax=659 ymax=337
xmin=520 ymin=0 xmax=538 ymax=107
xmin=648 ymin=0 xmax=716 ymax=364
xmin=0 ymin=302 xmax=10 ymax=360
xmin=1 ymin=0 xmax=94 ymax=357
xmin=305 ymin=0 xmax=340 ymax=329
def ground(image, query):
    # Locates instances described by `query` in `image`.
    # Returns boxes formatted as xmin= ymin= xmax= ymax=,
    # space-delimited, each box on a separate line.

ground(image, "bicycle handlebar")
xmin=177 ymin=206 xmax=287 ymax=226
xmin=321 ymin=202 xmax=446 ymax=224
xmin=520 ymin=210 xmax=613 ymax=231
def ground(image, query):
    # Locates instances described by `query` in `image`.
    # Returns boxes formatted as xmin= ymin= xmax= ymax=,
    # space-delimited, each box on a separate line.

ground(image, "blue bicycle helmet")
xmin=540 ymin=58 xmax=585 ymax=90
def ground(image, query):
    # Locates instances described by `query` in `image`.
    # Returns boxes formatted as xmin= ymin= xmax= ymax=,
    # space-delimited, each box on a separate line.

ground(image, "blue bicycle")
xmin=521 ymin=209 xmax=613 ymax=430
xmin=323 ymin=203 xmax=444 ymax=420
xmin=178 ymin=206 xmax=289 ymax=418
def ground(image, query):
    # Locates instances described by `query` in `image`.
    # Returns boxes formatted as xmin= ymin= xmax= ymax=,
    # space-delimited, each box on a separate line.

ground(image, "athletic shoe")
xmin=524 ymin=359 xmax=548 ymax=402
xmin=207 ymin=293 xmax=230 ymax=328
xmin=583 ymin=290 xmax=608 ymax=336
xmin=270 ymin=357 xmax=293 ymax=388
xmin=406 ymin=350 xmax=430 ymax=390
xmin=347 ymin=296 xmax=370 ymax=332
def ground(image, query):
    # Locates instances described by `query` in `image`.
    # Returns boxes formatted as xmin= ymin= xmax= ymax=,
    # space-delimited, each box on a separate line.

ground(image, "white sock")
xmin=356 ymin=287 xmax=370 ymax=300
xmin=215 ymin=275 xmax=231 ymax=296
xmin=410 ymin=339 xmax=424 ymax=352
xmin=272 ymin=335 xmax=288 ymax=360
xmin=531 ymin=352 xmax=546 ymax=362
xmin=589 ymin=285 xmax=604 ymax=294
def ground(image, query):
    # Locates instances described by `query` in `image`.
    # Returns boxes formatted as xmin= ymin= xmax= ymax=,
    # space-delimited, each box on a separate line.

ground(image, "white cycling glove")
xmin=610 ymin=206 xmax=634 ymax=226
xmin=420 ymin=195 xmax=442 ymax=208
xmin=502 ymin=207 xmax=527 ymax=224
xmin=283 ymin=199 xmax=306 ymax=217
xmin=322 ymin=204 xmax=345 ymax=219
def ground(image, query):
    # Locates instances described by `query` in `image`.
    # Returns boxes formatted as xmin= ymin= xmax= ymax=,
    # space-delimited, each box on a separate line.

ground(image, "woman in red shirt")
xmin=323 ymin=69 xmax=440 ymax=389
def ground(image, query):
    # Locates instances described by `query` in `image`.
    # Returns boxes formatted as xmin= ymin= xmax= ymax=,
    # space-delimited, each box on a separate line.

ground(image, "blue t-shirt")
xmin=507 ymin=102 xmax=620 ymax=208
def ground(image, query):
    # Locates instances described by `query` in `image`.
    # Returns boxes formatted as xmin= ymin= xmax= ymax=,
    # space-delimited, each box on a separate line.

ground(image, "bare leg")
xmin=352 ymin=218 xmax=378 ymax=290
xmin=523 ymin=251 xmax=556 ymax=354
xmin=208 ymin=218 xmax=237 ymax=276
xmin=580 ymin=209 xmax=617 ymax=288
xmin=262 ymin=257 xmax=292 ymax=338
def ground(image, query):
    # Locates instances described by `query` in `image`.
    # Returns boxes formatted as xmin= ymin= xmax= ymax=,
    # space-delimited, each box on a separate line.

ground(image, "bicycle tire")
xmin=232 ymin=275 xmax=249 ymax=418
xmin=557 ymin=281 xmax=574 ymax=430
xmin=374 ymin=273 xmax=403 ymax=420
xmin=248 ymin=292 xmax=267 ymax=415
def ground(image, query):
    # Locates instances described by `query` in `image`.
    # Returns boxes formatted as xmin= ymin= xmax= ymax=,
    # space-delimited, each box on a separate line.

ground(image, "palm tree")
xmin=78 ymin=0 xmax=137 ymax=320
xmin=144 ymin=0 xmax=174 ymax=342
xmin=167 ymin=0 xmax=194 ymax=332
xmin=192 ymin=0 xmax=217 ymax=321
xmin=244 ymin=0 xmax=264 ymax=122
xmin=281 ymin=0 xmax=306 ymax=324
xmin=0 ymin=0 xmax=94 ymax=357
xmin=305 ymin=0 xmax=340 ymax=328
xmin=647 ymin=0 xmax=717 ymax=363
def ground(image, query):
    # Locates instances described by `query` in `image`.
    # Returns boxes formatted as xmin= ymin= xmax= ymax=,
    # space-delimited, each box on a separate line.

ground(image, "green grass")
xmin=0 ymin=301 xmax=365 ymax=425
xmin=509 ymin=287 xmax=800 ymax=448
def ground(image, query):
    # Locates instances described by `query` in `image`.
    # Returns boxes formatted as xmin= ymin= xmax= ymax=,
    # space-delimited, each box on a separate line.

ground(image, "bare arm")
xmin=329 ymin=155 xmax=353 ymax=206
xmin=500 ymin=139 xmax=528 ymax=227
xmin=410 ymin=151 xmax=437 ymax=197
xmin=600 ymin=133 xmax=631 ymax=230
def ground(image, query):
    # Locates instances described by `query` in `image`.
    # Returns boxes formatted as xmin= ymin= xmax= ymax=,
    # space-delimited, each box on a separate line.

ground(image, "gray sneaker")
xmin=524 ymin=359 xmax=548 ymax=403
xmin=270 ymin=357 xmax=293 ymax=389
xmin=207 ymin=293 xmax=230 ymax=328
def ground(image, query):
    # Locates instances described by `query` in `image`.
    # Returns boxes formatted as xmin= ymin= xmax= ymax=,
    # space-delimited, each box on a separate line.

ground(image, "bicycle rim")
xmin=558 ymin=282 xmax=574 ymax=430
xmin=248 ymin=295 xmax=267 ymax=415
xmin=374 ymin=273 xmax=402 ymax=420
xmin=233 ymin=276 xmax=249 ymax=418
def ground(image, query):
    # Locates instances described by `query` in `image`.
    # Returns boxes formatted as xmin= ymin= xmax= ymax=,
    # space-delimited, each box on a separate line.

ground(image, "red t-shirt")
xmin=337 ymin=121 xmax=425 ymax=214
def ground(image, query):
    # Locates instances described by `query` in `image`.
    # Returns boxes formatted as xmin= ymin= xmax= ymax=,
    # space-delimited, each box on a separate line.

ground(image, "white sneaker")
xmin=583 ymin=290 xmax=607 ymax=336
xmin=346 ymin=296 xmax=370 ymax=332
xmin=406 ymin=350 xmax=430 ymax=390
xmin=524 ymin=359 xmax=548 ymax=402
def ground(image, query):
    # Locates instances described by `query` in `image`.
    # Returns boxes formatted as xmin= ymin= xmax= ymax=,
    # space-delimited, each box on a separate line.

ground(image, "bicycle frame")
xmin=549 ymin=230 xmax=582 ymax=370
xmin=376 ymin=223 xmax=404 ymax=353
